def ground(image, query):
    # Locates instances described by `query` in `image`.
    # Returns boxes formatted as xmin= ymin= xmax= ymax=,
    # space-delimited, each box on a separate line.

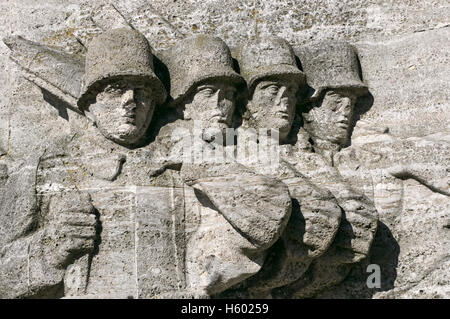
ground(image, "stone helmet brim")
xmin=171 ymin=71 xmax=245 ymax=105
xmin=238 ymin=36 xmax=306 ymax=95
xmin=77 ymin=28 xmax=167 ymax=110
xmin=245 ymin=64 xmax=306 ymax=95
xmin=77 ymin=72 xmax=167 ymax=111
xmin=294 ymin=41 xmax=368 ymax=102
xmin=309 ymin=83 xmax=368 ymax=101
xmin=163 ymin=35 xmax=244 ymax=105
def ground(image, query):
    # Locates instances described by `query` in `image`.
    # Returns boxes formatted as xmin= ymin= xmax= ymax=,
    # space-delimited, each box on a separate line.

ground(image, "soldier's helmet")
xmin=238 ymin=36 xmax=306 ymax=95
xmin=77 ymin=28 xmax=167 ymax=110
xmin=294 ymin=41 xmax=368 ymax=101
xmin=163 ymin=35 xmax=244 ymax=104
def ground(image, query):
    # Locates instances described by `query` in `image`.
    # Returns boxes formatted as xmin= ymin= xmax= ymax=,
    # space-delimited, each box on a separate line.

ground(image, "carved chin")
xmin=119 ymin=124 xmax=141 ymax=137
xmin=330 ymin=130 xmax=349 ymax=145
xmin=335 ymin=125 xmax=350 ymax=140
xmin=207 ymin=120 xmax=229 ymax=130
xmin=105 ymin=124 xmax=144 ymax=144
xmin=275 ymin=118 xmax=292 ymax=134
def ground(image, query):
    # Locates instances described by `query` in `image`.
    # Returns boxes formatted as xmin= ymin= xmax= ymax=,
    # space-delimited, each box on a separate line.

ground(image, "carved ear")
xmin=3 ymin=35 xmax=85 ymax=115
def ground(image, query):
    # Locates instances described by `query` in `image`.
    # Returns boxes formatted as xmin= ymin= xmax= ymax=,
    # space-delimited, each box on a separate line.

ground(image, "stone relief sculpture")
xmin=157 ymin=35 xmax=292 ymax=297
xmin=225 ymin=37 xmax=342 ymax=298
xmin=1 ymin=28 xmax=173 ymax=298
xmin=1 ymin=16 xmax=445 ymax=298
xmin=214 ymin=38 xmax=378 ymax=299
xmin=294 ymin=43 xmax=449 ymax=298
xmin=276 ymin=41 xmax=447 ymax=298
xmin=295 ymin=41 xmax=370 ymax=164
xmin=0 ymin=30 xmax=292 ymax=299
xmin=269 ymin=42 xmax=380 ymax=298
xmin=77 ymin=28 xmax=167 ymax=147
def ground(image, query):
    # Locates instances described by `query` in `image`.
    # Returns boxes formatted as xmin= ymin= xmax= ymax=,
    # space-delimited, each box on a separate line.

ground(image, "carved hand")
xmin=43 ymin=192 xmax=98 ymax=268
xmin=286 ymin=180 xmax=342 ymax=258
xmin=332 ymin=194 xmax=378 ymax=262
xmin=288 ymin=151 xmax=379 ymax=262
xmin=192 ymin=171 xmax=292 ymax=250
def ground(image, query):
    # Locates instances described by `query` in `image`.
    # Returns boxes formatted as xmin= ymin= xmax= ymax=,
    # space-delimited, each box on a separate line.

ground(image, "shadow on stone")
xmin=41 ymin=88 xmax=71 ymax=121
xmin=319 ymin=221 xmax=399 ymax=298
xmin=346 ymin=91 xmax=374 ymax=148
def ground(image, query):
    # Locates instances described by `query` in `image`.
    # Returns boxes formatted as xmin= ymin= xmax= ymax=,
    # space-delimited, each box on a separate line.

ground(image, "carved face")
xmin=246 ymin=78 xmax=298 ymax=143
xmin=184 ymin=79 xmax=237 ymax=130
xmin=302 ymin=89 xmax=357 ymax=146
xmin=86 ymin=79 xmax=155 ymax=145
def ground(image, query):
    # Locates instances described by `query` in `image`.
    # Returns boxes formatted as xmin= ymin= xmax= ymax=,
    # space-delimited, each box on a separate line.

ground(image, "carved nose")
xmin=339 ymin=97 xmax=352 ymax=114
xmin=275 ymin=86 xmax=289 ymax=106
xmin=337 ymin=115 xmax=348 ymax=123
xmin=121 ymin=89 xmax=135 ymax=108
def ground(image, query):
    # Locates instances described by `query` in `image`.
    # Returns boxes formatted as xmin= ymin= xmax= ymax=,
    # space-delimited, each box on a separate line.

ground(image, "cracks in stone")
xmin=413 ymin=24 xmax=450 ymax=34
xmin=34 ymin=149 xmax=47 ymax=232
xmin=143 ymin=2 xmax=185 ymax=39
xmin=169 ymin=175 xmax=185 ymax=291
xmin=4 ymin=0 xmax=13 ymax=159
xmin=148 ymin=161 xmax=182 ymax=178
xmin=108 ymin=2 xmax=135 ymax=31
xmin=84 ymin=207 xmax=102 ymax=293
xmin=392 ymin=172 xmax=450 ymax=197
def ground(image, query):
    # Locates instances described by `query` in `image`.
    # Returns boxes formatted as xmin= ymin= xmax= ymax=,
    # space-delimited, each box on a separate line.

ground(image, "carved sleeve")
xmin=182 ymin=162 xmax=292 ymax=250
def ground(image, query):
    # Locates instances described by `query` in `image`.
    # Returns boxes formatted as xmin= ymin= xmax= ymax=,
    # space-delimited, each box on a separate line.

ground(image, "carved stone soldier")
xmin=295 ymin=41 xmax=369 ymax=163
xmin=291 ymin=42 xmax=448 ymax=298
xmin=296 ymin=43 xmax=449 ymax=214
xmin=158 ymin=35 xmax=293 ymax=297
xmin=266 ymin=41 xmax=379 ymax=298
xmin=77 ymin=28 xmax=167 ymax=147
xmin=1 ymin=28 xmax=176 ymax=298
xmin=232 ymin=37 xmax=343 ymax=298
xmin=2 ymin=29 xmax=291 ymax=299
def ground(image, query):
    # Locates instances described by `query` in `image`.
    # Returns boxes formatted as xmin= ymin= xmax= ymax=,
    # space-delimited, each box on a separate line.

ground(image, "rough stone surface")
xmin=0 ymin=0 xmax=449 ymax=299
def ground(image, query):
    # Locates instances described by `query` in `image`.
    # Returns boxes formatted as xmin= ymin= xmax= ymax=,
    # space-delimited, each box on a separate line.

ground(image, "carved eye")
xmin=199 ymin=87 xmax=215 ymax=97
xmin=104 ymin=86 xmax=123 ymax=95
xmin=328 ymin=92 xmax=338 ymax=98
xmin=267 ymin=85 xmax=279 ymax=95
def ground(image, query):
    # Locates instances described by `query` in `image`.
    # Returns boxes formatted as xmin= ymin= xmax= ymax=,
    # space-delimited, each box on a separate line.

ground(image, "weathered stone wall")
xmin=1 ymin=0 xmax=449 ymax=298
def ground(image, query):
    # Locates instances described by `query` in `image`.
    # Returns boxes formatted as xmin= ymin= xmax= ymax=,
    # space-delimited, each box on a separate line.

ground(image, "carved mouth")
xmin=122 ymin=113 xmax=136 ymax=125
xmin=336 ymin=119 xmax=348 ymax=129
xmin=276 ymin=111 xmax=289 ymax=119
xmin=210 ymin=115 xmax=227 ymax=123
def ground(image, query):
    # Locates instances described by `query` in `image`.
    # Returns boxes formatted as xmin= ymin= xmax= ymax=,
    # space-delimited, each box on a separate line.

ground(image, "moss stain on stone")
xmin=43 ymin=27 xmax=76 ymax=44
